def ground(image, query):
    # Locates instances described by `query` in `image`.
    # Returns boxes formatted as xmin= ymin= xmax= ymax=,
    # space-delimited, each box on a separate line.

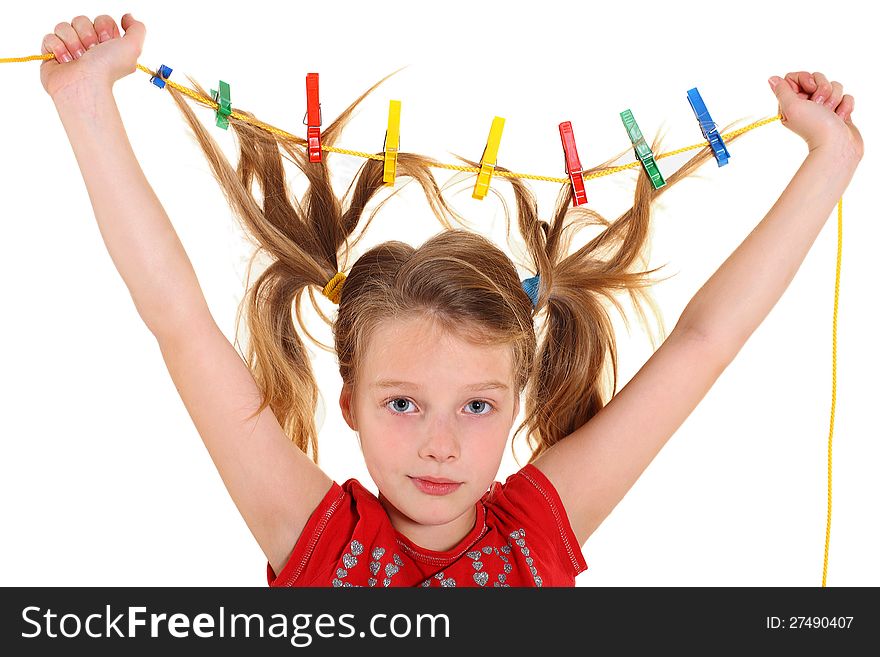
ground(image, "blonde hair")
xmin=164 ymin=69 xmax=747 ymax=465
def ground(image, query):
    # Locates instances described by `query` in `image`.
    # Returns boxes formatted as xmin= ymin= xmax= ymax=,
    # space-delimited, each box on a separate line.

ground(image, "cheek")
xmin=467 ymin=427 xmax=509 ymax=462
xmin=359 ymin=420 xmax=410 ymax=465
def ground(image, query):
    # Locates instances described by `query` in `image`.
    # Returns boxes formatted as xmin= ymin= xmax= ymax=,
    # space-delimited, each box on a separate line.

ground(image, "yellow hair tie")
xmin=322 ymin=272 xmax=346 ymax=304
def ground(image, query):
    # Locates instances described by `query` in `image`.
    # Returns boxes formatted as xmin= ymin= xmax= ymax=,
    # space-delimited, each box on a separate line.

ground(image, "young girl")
xmin=40 ymin=14 xmax=862 ymax=587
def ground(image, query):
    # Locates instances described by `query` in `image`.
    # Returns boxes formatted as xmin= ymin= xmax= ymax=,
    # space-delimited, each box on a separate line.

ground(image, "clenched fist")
xmin=768 ymin=71 xmax=863 ymax=160
xmin=40 ymin=14 xmax=146 ymax=101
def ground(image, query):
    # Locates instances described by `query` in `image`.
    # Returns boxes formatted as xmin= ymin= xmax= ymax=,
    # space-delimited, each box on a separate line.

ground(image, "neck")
xmin=378 ymin=494 xmax=478 ymax=552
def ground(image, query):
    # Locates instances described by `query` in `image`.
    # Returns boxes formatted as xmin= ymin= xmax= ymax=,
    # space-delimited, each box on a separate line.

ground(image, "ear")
xmin=339 ymin=383 xmax=358 ymax=431
xmin=512 ymin=393 xmax=520 ymax=421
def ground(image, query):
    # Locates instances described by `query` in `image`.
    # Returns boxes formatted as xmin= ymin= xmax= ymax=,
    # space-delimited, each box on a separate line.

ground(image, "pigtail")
xmin=164 ymin=71 xmax=462 ymax=463
xmin=503 ymin=128 xmax=751 ymax=462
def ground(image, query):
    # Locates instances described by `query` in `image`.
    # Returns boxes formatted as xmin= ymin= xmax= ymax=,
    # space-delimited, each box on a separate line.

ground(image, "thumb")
xmin=768 ymin=75 xmax=796 ymax=105
xmin=120 ymin=13 xmax=145 ymax=51
xmin=768 ymin=75 xmax=796 ymax=122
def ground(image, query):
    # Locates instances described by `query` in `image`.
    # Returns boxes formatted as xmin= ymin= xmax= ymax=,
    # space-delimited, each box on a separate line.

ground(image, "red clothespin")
xmin=559 ymin=121 xmax=588 ymax=206
xmin=304 ymin=73 xmax=322 ymax=162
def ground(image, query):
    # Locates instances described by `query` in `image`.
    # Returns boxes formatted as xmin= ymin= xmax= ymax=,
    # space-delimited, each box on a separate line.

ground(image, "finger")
xmin=41 ymin=33 xmax=73 ymax=63
xmin=811 ymin=71 xmax=833 ymax=104
xmin=824 ymin=81 xmax=844 ymax=110
xmin=93 ymin=14 xmax=118 ymax=43
xmin=53 ymin=21 xmax=86 ymax=60
xmin=782 ymin=74 xmax=810 ymax=99
xmin=784 ymin=71 xmax=817 ymax=95
xmin=836 ymin=94 xmax=854 ymax=121
xmin=71 ymin=15 xmax=100 ymax=51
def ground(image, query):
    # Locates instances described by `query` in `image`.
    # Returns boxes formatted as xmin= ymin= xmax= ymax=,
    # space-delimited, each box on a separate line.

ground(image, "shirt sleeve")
xmin=266 ymin=481 xmax=348 ymax=587
xmin=502 ymin=463 xmax=588 ymax=577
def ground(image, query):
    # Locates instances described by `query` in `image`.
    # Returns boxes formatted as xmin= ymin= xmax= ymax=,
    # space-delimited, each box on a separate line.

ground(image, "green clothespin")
xmin=210 ymin=80 xmax=232 ymax=130
xmin=620 ymin=109 xmax=665 ymax=190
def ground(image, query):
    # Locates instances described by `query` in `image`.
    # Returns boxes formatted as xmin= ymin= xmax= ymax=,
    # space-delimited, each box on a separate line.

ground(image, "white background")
xmin=1 ymin=1 xmax=876 ymax=587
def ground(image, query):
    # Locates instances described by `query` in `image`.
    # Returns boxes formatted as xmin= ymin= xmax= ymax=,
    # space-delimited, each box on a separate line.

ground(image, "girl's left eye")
xmin=464 ymin=399 xmax=494 ymax=415
xmin=385 ymin=398 xmax=495 ymax=416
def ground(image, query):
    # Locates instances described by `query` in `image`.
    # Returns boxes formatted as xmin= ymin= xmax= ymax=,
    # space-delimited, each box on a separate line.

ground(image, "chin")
xmin=383 ymin=488 xmax=469 ymax=527
xmin=415 ymin=502 xmax=462 ymax=523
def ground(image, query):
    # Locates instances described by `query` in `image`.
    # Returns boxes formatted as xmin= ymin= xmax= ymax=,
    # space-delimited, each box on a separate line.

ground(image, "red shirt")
xmin=267 ymin=463 xmax=588 ymax=587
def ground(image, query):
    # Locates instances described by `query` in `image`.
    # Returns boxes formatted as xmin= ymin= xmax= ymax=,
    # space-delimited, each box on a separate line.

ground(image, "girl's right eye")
xmin=386 ymin=398 xmax=415 ymax=415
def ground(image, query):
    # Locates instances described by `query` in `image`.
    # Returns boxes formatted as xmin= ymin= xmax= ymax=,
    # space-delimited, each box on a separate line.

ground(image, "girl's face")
xmin=339 ymin=314 xmax=520 ymax=551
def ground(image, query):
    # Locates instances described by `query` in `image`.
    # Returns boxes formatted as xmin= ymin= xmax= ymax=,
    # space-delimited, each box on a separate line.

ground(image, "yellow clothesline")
xmin=7 ymin=53 xmax=783 ymax=182
xmin=3 ymin=52 xmax=842 ymax=587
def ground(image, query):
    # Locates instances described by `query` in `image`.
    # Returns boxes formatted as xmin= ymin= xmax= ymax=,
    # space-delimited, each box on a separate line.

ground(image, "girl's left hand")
xmin=768 ymin=71 xmax=863 ymax=161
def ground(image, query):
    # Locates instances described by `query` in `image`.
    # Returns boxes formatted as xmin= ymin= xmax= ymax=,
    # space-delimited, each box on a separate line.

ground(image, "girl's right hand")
xmin=40 ymin=14 xmax=145 ymax=102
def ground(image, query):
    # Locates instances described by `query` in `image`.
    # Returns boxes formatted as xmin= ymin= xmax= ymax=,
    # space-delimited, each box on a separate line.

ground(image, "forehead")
xmin=361 ymin=315 xmax=513 ymax=386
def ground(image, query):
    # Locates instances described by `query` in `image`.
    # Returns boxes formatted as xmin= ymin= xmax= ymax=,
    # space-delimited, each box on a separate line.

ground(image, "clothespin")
xmin=686 ymin=87 xmax=730 ymax=167
xmin=149 ymin=64 xmax=172 ymax=89
xmin=304 ymin=73 xmax=322 ymax=162
xmin=383 ymin=100 xmax=402 ymax=186
xmin=620 ymin=109 xmax=666 ymax=189
xmin=210 ymin=80 xmax=231 ymax=130
xmin=472 ymin=116 xmax=505 ymax=200
xmin=558 ymin=121 xmax=588 ymax=206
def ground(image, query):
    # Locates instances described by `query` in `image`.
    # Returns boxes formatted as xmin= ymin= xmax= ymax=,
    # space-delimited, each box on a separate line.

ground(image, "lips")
xmin=409 ymin=476 xmax=463 ymax=496
xmin=413 ymin=475 xmax=459 ymax=484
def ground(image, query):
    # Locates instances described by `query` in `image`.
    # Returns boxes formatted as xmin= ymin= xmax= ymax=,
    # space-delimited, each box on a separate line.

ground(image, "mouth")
xmin=408 ymin=476 xmax=463 ymax=496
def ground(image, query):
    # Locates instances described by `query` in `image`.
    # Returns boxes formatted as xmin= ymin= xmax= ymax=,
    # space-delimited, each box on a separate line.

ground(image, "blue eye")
xmin=387 ymin=398 xmax=415 ymax=414
xmin=384 ymin=398 xmax=495 ymax=416
xmin=465 ymin=400 xmax=494 ymax=415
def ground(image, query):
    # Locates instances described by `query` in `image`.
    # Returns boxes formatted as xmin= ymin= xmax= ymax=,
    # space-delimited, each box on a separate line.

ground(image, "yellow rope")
xmin=8 ymin=54 xmax=783 ymax=183
xmin=823 ymin=197 xmax=842 ymax=588
xmin=5 ymin=52 xmax=842 ymax=585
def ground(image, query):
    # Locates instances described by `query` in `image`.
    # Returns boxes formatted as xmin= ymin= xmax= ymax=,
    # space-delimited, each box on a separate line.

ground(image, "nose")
xmin=418 ymin=416 xmax=460 ymax=462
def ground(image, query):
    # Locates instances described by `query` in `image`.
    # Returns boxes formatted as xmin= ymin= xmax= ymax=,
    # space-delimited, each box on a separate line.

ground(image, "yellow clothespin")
xmin=472 ymin=116 xmax=505 ymax=200
xmin=383 ymin=100 xmax=402 ymax=186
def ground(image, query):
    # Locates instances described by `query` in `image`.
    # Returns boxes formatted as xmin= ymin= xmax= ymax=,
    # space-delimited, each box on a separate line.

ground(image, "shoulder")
xmin=306 ymin=475 xmax=389 ymax=528
xmin=485 ymin=462 xmax=563 ymax=509
xmin=268 ymin=476 xmax=390 ymax=586
xmin=484 ymin=464 xmax=587 ymax=576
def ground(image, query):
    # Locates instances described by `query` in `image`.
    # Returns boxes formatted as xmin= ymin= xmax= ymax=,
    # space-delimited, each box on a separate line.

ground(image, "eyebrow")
xmin=371 ymin=379 xmax=509 ymax=392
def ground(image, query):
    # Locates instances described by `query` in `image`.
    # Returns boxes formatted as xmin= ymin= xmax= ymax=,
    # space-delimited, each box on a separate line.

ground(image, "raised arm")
xmin=676 ymin=73 xmax=862 ymax=350
xmin=46 ymin=25 xmax=204 ymax=341
xmin=41 ymin=14 xmax=332 ymax=574
xmin=532 ymin=71 xmax=862 ymax=547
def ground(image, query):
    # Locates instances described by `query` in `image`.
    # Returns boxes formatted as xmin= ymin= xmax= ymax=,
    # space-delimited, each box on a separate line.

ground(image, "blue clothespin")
xmin=149 ymin=64 xmax=172 ymax=89
xmin=686 ymin=87 xmax=730 ymax=167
